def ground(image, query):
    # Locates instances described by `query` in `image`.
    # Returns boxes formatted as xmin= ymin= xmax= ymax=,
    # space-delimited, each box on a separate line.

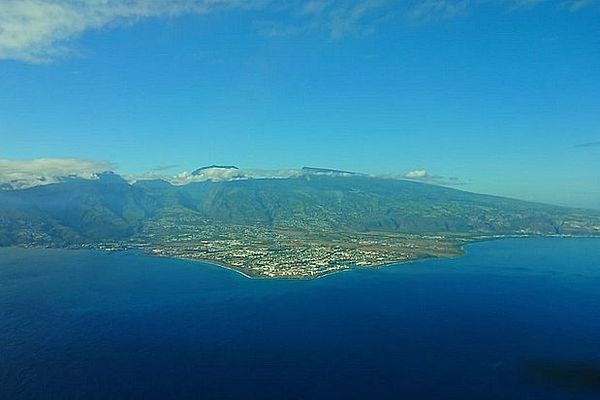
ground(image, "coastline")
xmin=111 ymin=234 xmax=600 ymax=280
xmin=4 ymin=234 xmax=599 ymax=281
xmin=171 ymin=256 xmax=356 ymax=281
xmin=149 ymin=244 xmax=468 ymax=280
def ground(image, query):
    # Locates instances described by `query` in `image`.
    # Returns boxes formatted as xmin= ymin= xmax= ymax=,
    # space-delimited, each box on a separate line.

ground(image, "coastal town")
xmin=128 ymin=212 xmax=465 ymax=278
xmin=14 ymin=208 xmax=597 ymax=279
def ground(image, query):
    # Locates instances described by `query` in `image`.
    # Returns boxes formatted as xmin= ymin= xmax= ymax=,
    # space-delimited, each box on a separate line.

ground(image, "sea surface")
xmin=1 ymin=238 xmax=599 ymax=399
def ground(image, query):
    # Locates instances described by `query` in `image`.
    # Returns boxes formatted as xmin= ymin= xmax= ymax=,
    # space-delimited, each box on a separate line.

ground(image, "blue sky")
xmin=0 ymin=0 xmax=599 ymax=208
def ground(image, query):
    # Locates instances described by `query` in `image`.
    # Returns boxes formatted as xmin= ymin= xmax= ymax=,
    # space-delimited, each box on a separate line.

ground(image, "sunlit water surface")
xmin=1 ymin=238 xmax=599 ymax=399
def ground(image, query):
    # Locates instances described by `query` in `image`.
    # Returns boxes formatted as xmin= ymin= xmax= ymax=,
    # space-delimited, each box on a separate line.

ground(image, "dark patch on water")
xmin=521 ymin=359 xmax=600 ymax=393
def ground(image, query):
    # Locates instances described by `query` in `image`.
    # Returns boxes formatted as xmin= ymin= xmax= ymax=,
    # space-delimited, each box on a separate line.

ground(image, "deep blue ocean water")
xmin=1 ymin=238 xmax=599 ymax=399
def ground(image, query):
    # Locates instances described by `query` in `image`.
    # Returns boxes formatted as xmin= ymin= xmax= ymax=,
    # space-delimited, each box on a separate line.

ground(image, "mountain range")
xmin=1 ymin=167 xmax=599 ymax=248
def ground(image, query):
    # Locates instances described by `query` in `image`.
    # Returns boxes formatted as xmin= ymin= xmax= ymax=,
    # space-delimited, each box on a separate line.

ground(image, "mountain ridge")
xmin=2 ymin=171 xmax=598 ymax=277
xmin=191 ymin=165 xmax=240 ymax=175
xmin=1 ymin=172 xmax=598 ymax=245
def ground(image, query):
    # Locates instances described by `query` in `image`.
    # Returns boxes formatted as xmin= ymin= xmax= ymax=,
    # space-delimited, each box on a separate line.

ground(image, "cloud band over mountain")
xmin=0 ymin=158 xmax=114 ymax=189
xmin=0 ymin=158 xmax=467 ymax=190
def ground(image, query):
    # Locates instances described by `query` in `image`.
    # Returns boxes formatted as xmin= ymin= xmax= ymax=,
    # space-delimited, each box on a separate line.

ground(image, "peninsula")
xmin=1 ymin=168 xmax=599 ymax=278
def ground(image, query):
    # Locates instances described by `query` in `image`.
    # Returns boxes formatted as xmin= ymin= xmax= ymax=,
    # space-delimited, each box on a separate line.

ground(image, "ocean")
xmin=1 ymin=238 xmax=599 ymax=399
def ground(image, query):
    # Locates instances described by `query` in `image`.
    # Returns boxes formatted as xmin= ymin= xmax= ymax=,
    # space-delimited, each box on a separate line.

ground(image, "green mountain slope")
xmin=174 ymin=175 xmax=599 ymax=234
xmin=1 ymin=173 xmax=599 ymax=247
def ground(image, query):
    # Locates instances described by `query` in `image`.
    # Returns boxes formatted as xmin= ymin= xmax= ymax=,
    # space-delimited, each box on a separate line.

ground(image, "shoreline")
xmin=108 ymin=234 xmax=600 ymax=280
xmin=88 ymin=234 xmax=537 ymax=280
xmin=5 ymin=234 xmax=600 ymax=281
xmin=170 ymin=256 xmax=356 ymax=281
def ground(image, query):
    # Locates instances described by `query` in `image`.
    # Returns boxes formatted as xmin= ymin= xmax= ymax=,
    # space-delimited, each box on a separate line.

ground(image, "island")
xmin=3 ymin=168 xmax=599 ymax=279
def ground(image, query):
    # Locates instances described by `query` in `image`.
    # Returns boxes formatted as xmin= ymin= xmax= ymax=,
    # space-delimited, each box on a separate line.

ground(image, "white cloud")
xmin=0 ymin=0 xmax=391 ymax=62
xmin=183 ymin=166 xmax=244 ymax=182
xmin=327 ymin=0 xmax=389 ymax=38
xmin=397 ymin=169 xmax=469 ymax=186
xmin=405 ymin=169 xmax=428 ymax=179
xmin=0 ymin=159 xmax=470 ymax=189
xmin=301 ymin=0 xmax=332 ymax=15
xmin=408 ymin=0 xmax=469 ymax=21
xmin=257 ymin=0 xmax=391 ymax=39
xmin=0 ymin=0 xmax=265 ymax=63
xmin=133 ymin=167 xmax=304 ymax=185
xmin=568 ymin=0 xmax=597 ymax=10
xmin=0 ymin=0 xmax=595 ymax=63
xmin=408 ymin=0 xmax=598 ymax=20
xmin=0 ymin=158 xmax=113 ymax=189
